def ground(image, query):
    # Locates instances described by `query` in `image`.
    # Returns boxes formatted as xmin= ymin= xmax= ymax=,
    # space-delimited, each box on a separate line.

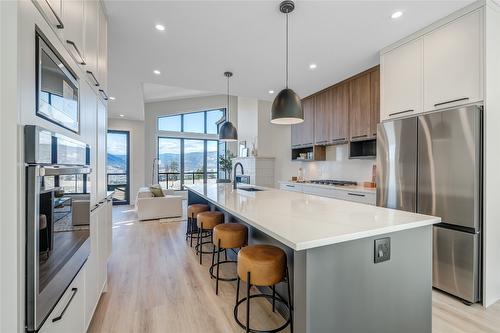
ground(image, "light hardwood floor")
xmin=88 ymin=205 xmax=500 ymax=333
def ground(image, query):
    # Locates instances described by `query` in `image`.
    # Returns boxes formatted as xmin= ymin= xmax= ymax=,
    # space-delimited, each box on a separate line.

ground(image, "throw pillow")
xmin=149 ymin=184 xmax=165 ymax=197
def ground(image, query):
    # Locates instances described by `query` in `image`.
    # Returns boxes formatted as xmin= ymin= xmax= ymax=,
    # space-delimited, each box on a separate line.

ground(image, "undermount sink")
xmin=238 ymin=187 xmax=264 ymax=192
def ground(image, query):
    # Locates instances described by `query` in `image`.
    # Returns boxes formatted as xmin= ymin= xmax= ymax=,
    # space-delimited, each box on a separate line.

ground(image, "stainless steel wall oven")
xmin=25 ymin=126 xmax=91 ymax=332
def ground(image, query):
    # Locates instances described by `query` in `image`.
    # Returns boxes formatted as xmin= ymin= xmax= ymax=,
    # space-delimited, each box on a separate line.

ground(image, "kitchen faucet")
xmin=233 ymin=162 xmax=244 ymax=190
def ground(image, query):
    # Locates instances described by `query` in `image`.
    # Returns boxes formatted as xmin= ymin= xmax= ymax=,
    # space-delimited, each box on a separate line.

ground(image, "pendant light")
xmin=219 ymin=71 xmax=238 ymax=142
xmin=271 ymin=0 xmax=303 ymax=125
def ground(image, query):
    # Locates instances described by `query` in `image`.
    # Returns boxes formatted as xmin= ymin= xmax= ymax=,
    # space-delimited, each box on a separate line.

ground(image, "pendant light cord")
xmin=286 ymin=12 xmax=289 ymax=89
xmin=227 ymin=75 xmax=230 ymax=122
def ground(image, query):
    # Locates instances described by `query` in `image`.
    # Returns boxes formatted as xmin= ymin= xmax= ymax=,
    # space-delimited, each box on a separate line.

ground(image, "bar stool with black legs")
xmin=234 ymin=244 xmax=293 ymax=333
xmin=209 ymin=223 xmax=248 ymax=295
xmin=195 ymin=211 xmax=224 ymax=265
xmin=186 ymin=204 xmax=209 ymax=247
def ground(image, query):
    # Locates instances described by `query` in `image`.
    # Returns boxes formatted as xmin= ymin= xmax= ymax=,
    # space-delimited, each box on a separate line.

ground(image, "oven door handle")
xmin=39 ymin=166 xmax=91 ymax=176
xmin=52 ymin=288 xmax=78 ymax=322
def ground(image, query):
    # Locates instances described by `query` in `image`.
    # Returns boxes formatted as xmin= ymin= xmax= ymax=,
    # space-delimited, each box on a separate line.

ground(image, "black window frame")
xmin=157 ymin=108 xmax=226 ymax=135
xmin=106 ymin=130 xmax=131 ymax=205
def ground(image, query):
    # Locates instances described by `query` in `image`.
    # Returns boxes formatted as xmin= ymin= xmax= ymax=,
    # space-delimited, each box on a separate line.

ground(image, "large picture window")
xmin=158 ymin=109 xmax=225 ymax=134
xmin=158 ymin=138 xmax=220 ymax=190
xmin=107 ymin=130 xmax=130 ymax=204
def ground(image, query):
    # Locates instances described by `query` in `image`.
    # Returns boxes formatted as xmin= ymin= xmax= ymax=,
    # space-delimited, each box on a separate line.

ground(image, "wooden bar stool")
xmin=210 ymin=223 xmax=248 ymax=295
xmin=195 ymin=211 xmax=224 ymax=265
xmin=234 ymin=244 xmax=293 ymax=333
xmin=186 ymin=204 xmax=209 ymax=247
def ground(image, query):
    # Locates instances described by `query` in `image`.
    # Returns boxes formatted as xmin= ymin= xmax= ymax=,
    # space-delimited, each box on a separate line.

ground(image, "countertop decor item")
xmin=270 ymin=0 xmax=303 ymax=125
xmin=219 ymin=71 xmax=238 ymax=141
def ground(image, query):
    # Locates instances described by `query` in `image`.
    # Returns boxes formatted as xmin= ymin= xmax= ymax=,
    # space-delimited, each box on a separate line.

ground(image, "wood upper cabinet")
xmin=314 ymin=91 xmax=330 ymax=144
xmin=349 ymin=73 xmax=371 ymax=140
xmin=423 ymin=9 xmax=483 ymax=111
xmin=330 ymin=83 xmax=349 ymax=142
xmin=370 ymin=68 xmax=380 ymax=137
xmin=291 ymin=97 xmax=314 ymax=147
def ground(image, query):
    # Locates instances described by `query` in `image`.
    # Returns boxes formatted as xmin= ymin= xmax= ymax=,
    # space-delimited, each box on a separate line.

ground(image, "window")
xmin=107 ymin=131 xmax=130 ymax=204
xmin=158 ymin=138 xmax=222 ymax=190
xmin=157 ymin=109 xmax=225 ymax=134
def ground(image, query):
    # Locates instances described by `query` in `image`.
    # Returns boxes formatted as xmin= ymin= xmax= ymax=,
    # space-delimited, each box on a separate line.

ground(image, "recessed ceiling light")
xmin=120 ymin=114 xmax=124 ymax=117
xmin=309 ymin=63 xmax=317 ymax=70
xmin=391 ymin=11 xmax=403 ymax=19
xmin=268 ymin=90 xmax=274 ymax=94
xmin=155 ymin=24 xmax=166 ymax=31
xmin=153 ymin=70 xmax=161 ymax=75
xmin=109 ymin=96 xmax=116 ymax=100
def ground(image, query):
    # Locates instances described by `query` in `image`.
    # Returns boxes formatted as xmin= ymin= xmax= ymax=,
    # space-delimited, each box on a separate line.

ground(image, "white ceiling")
xmin=105 ymin=0 xmax=473 ymax=120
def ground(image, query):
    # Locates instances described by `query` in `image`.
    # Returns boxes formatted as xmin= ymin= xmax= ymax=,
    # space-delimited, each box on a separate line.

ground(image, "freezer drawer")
xmin=433 ymin=226 xmax=481 ymax=303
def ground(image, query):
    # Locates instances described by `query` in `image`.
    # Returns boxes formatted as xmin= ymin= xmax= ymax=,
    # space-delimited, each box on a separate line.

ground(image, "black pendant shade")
xmin=219 ymin=120 xmax=238 ymax=142
xmin=271 ymin=88 xmax=303 ymax=125
xmin=219 ymin=71 xmax=238 ymax=142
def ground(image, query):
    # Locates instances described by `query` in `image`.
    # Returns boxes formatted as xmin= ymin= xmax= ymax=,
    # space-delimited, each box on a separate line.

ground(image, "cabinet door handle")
xmin=99 ymin=89 xmax=109 ymax=101
xmin=43 ymin=0 xmax=64 ymax=29
xmin=331 ymin=137 xmax=347 ymax=143
xmin=347 ymin=192 xmax=365 ymax=197
xmin=86 ymin=71 xmax=100 ymax=87
xmin=52 ymin=288 xmax=78 ymax=322
xmin=66 ymin=40 xmax=86 ymax=65
xmin=315 ymin=140 xmax=328 ymax=144
xmin=388 ymin=109 xmax=414 ymax=117
xmin=351 ymin=135 xmax=368 ymax=140
xmin=285 ymin=184 xmax=295 ymax=188
xmin=434 ymin=97 xmax=469 ymax=107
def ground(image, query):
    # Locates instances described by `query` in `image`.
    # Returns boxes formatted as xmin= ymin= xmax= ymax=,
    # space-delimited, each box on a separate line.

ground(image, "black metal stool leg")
xmin=199 ymin=223 xmax=204 ymax=265
xmin=246 ymin=271 xmax=251 ymax=333
xmin=286 ymin=267 xmax=293 ymax=333
xmin=272 ymin=285 xmax=276 ymax=312
xmin=190 ymin=217 xmax=195 ymax=247
xmin=186 ymin=217 xmax=190 ymax=241
xmin=211 ymin=240 xmax=216 ymax=276
xmin=236 ymin=276 xmax=240 ymax=307
xmin=216 ymin=239 xmax=221 ymax=295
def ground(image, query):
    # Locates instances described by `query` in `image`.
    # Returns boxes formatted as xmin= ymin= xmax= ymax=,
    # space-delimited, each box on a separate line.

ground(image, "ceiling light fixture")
xmin=391 ymin=11 xmax=403 ymax=19
xmin=119 ymin=114 xmax=124 ymax=117
xmin=271 ymin=0 xmax=303 ymax=125
xmin=153 ymin=70 xmax=161 ymax=75
xmin=219 ymin=72 xmax=238 ymax=142
xmin=269 ymin=90 xmax=275 ymax=94
xmin=109 ymin=96 xmax=116 ymax=100
xmin=155 ymin=24 xmax=166 ymax=31
xmin=309 ymin=63 xmax=317 ymax=70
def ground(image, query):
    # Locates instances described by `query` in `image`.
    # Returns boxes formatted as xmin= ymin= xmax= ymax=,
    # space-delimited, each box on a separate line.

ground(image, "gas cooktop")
xmin=307 ymin=180 xmax=358 ymax=186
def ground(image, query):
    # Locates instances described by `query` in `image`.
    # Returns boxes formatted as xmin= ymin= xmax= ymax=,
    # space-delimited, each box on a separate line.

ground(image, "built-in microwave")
xmin=25 ymin=126 xmax=91 ymax=332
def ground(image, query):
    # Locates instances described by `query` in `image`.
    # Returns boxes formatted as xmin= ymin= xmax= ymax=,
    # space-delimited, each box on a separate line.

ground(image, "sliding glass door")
xmin=107 ymin=130 xmax=130 ymax=204
xmin=158 ymin=138 xmax=221 ymax=190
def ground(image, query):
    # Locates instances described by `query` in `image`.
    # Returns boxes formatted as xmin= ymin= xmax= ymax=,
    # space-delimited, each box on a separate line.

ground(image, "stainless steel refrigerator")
xmin=376 ymin=105 xmax=482 ymax=304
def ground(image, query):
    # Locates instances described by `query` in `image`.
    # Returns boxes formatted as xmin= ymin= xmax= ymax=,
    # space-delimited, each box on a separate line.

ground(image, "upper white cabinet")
xmin=84 ymin=0 xmax=99 ymax=85
xmin=62 ymin=0 xmax=86 ymax=66
xmin=380 ymin=38 xmax=423 ymax=120
xmin=423 ymin=9 xmax=483 ymax=111
xmin=97 ymin=99 xmax=108 ymax=201
xmin=97 ymin=4 xmax=108 ymax=94
xmin=34 ymin=0 xmax=64 ymax=31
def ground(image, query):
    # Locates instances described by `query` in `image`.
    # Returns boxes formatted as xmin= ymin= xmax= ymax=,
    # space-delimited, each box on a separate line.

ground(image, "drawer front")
xmin=302 ymin=185 xmax=343 ymax=199
xmin=280 ymin=183 xmax=303 ymax=192
xmin=338 ymin=191 xmax=376 ymax=205
xmin=39 ymin=267 xmax=85 ymax=333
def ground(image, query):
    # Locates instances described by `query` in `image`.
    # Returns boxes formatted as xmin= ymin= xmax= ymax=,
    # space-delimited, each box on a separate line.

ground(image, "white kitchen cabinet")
xmin=423 ymin=9 xmax=483 ymax=111
xmin=97 ymin=202 xmax=108 ymax=290
xmin=105 ymin=197 xmax=113 ymax=259
xmin=279 ymin=182 xmax=376 ymax=205
xmin=39 ymin=267 xmax=85 ymax=333
xmin=84 ymin=0 xmax=99 ymax=86
xmin=302 ymin=185 xmax=344 ymax=199
xmin=336 ymin=190 xmax=376 ymax=205
xmin=97 ymin=3 xmax=108 ymax=95
xmin=62 ymin=0 xmax=86 ymax=66
xmin=96 ymin=99 xmax=107 ymax=201
xmin=84 ymin=207 xmax=100 ymax=329
xmin=34 ymin=0 xmax=64 ymax=32
xmin=380 ymin=38 xmax=423 ymax=120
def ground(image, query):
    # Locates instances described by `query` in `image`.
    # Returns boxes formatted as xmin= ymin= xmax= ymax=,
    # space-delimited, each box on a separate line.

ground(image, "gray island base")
xmin=187 ymin=184 xmax=437 ymax=333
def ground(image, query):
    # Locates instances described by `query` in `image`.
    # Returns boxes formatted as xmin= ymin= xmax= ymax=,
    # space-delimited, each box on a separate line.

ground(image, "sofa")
xmin=135 ymin=187 xmax=183 ymax=221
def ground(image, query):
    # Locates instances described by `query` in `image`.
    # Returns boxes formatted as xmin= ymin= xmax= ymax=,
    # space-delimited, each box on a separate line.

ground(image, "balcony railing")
xmin=158 ymin=171 xmax=218 ymax=190
xmin=107 ymin=173 xmax=129 ymax=203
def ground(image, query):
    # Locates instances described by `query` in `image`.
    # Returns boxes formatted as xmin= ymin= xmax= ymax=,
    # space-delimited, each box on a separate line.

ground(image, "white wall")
xmin=0 ymin=1 xmax=21 ymax=332
xmin=144 ymin=95 xmax=238 ymax=185
xmin=108 ymin=118 xmax=146 ymax=204
xmin=483 ymin=0 xmax=500 ymax=307
xmin=237 ymin=97 xmax=258 ymax=149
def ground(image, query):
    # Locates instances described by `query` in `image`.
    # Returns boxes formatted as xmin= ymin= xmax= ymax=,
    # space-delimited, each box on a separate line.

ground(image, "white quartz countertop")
xmin=187 ymin=183 xmax=440 ymax=251
xmin=279 ymin=180 xmax=376 ymax=194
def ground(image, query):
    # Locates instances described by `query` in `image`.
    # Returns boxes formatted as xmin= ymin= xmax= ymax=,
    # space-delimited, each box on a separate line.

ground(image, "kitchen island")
xmin=187 ymin=183 xmax=439 ymax=333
